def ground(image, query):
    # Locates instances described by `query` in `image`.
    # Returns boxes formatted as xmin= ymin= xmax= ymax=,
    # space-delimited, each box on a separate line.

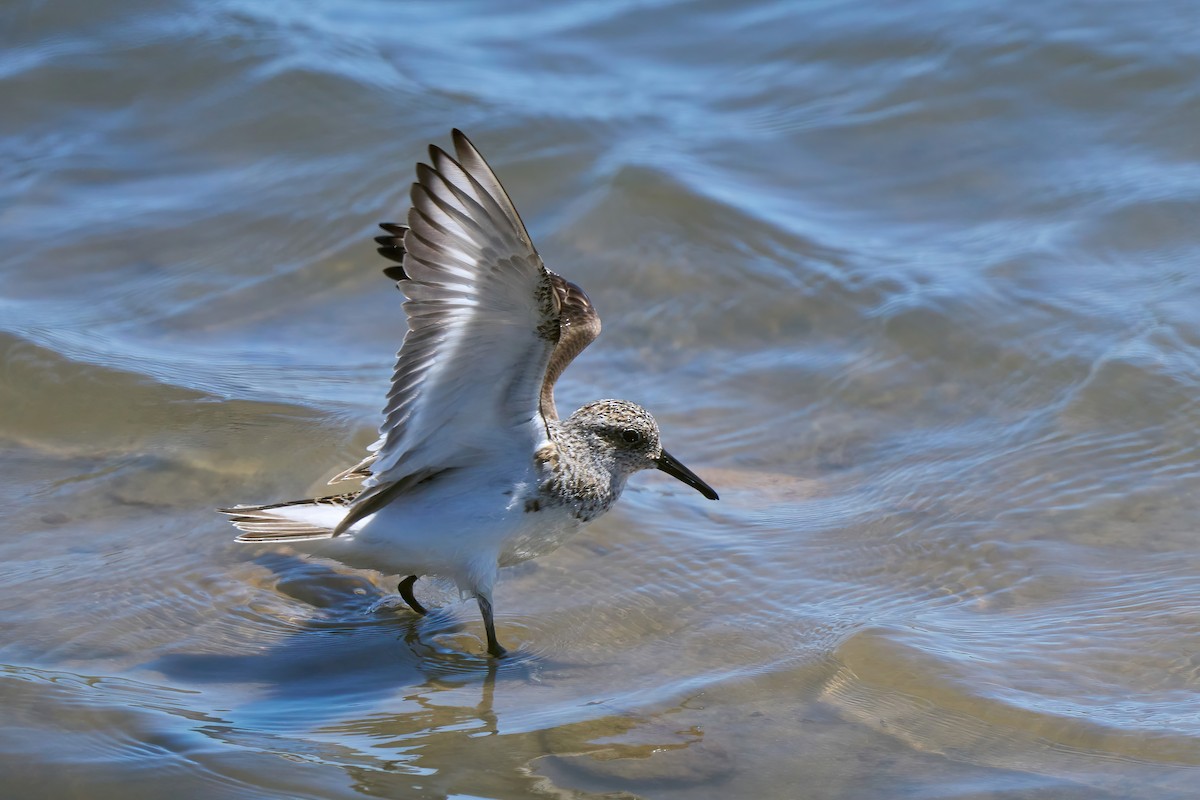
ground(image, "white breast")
xmin=497 ymin=501 xmax=589 ymax=567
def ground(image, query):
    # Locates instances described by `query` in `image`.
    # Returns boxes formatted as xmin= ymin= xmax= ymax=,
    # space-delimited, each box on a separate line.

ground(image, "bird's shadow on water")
xmin=145 ymin=553 xmax=563 ymax=730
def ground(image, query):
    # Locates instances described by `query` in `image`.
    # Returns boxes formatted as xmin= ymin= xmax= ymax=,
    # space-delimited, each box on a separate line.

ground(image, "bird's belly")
xmin=497 ymin=503 xmax=588 ymax=567
xmin=303 ymin=479 xmax=586 ymax=578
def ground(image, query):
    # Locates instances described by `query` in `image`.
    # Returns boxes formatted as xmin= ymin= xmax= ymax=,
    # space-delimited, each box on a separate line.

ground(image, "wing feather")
xmin=333 ymin=131 xmax=603 ymax=502
xmin=354 ymin=132 xmax=561 ymax=500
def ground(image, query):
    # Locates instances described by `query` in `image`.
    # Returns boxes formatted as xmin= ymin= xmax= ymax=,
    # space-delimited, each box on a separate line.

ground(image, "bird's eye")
xmin=621 ymin=429 xmax=643 ymax=444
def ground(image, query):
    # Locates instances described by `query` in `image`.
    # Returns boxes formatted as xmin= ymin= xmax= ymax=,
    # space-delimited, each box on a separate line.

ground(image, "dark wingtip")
xmin=381 ymin=264 xmax=408 ymax=281
xmin=451 ymin=129 xmax=485 ymax=164
xmin=375 ymin=222 xmax=408 ymax=278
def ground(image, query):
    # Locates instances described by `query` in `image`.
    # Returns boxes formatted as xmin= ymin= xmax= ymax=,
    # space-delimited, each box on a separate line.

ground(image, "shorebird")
xmin=221 ymin=130 xmax=718 ymax=658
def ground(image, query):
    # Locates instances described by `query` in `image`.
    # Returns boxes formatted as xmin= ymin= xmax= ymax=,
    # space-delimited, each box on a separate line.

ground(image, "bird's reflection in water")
xmin=146 ymin=552 xmax=717 ymax=795
xmin=148 ymin=552 xmax=535 ymax=724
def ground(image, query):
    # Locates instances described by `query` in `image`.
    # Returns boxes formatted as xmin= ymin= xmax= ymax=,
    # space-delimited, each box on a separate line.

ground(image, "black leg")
xmin=398 ymin=575 xmax=427 ymax=615
xmin=476 ymin=594 xmax=507 ymax=658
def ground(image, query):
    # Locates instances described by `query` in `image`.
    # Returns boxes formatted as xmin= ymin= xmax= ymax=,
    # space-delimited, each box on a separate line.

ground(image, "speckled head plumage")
xmin=559 ymin=399 xmax=718 ymax=500
xmin=566 ymin=399 xmax=662 ymax=470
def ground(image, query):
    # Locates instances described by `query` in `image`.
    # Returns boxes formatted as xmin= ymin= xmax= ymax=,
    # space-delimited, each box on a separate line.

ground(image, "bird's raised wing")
xmin=332 ymin=130 xmax=599 ymax=531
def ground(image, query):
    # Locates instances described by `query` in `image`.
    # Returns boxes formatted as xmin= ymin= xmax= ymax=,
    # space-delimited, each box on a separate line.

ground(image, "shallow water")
xmin=3 ymin=0 xmax=1200 ymax=797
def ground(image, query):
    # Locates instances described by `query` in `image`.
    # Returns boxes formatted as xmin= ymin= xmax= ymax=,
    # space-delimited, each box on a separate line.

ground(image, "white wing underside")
xmin=349 ymin=132 xmax=559 ymax=513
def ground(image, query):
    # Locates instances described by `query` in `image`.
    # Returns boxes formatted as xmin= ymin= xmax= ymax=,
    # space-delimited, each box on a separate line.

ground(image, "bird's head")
xmin=567 ymin=399 xmax=718 ymax=500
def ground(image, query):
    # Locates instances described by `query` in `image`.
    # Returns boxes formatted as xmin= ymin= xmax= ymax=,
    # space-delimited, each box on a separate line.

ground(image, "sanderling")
xmin=221 ymin=130 xmax=718 ymax=658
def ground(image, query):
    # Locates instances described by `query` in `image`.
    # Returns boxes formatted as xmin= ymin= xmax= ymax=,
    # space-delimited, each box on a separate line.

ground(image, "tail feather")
xmin=219 ymin=492 xmax=360 ymax=543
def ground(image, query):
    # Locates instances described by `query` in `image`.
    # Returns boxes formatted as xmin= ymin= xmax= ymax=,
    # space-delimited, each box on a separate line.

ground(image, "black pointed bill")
xmin=655 ymin=449 xmax=719 ymax=500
